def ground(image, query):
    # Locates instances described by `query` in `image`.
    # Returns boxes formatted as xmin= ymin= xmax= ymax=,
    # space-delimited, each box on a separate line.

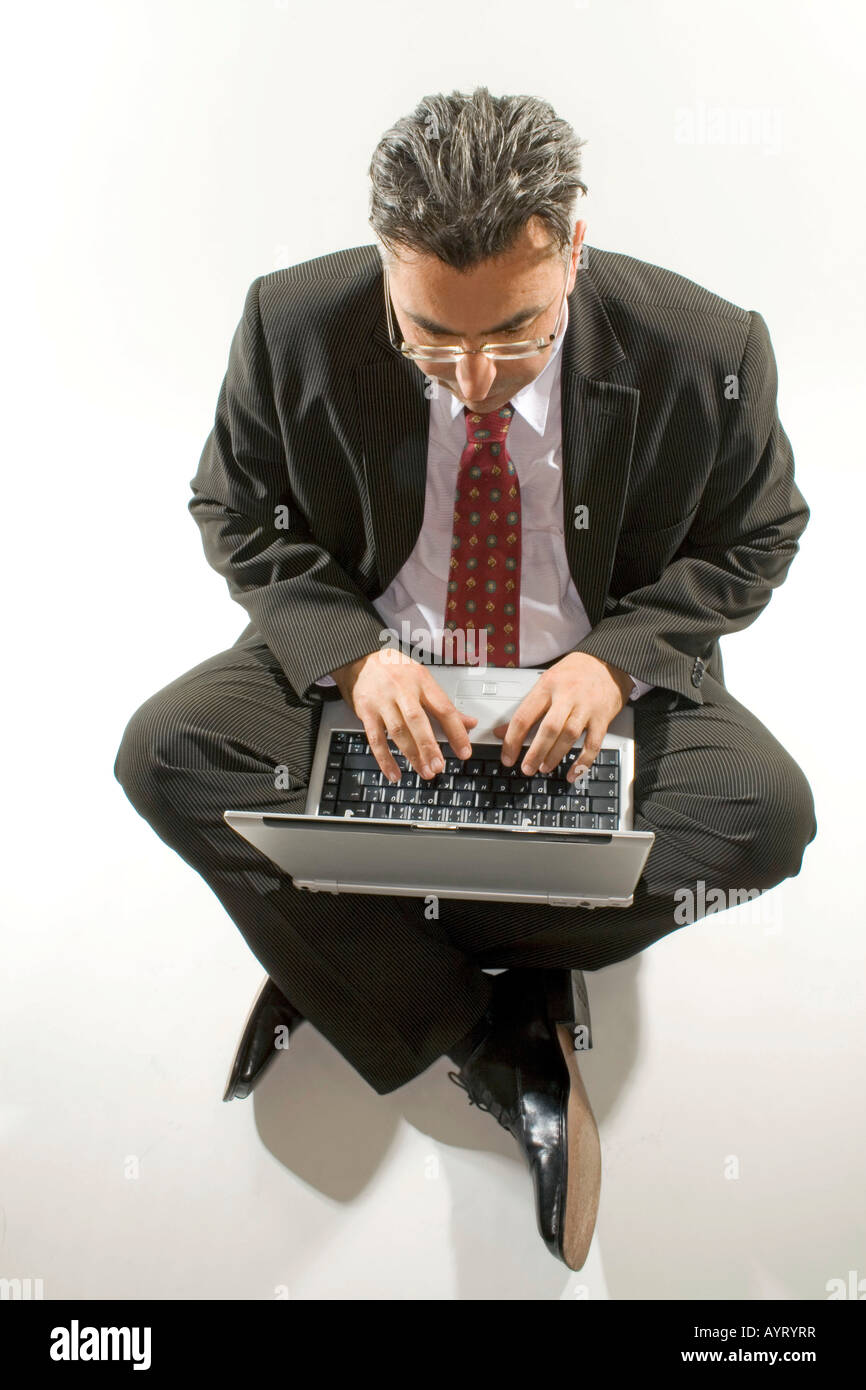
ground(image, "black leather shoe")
xmin=222 ymin=976 xmax=305 ymax=1101
xmin=448 ymin=968 xmax=601 ymax=1270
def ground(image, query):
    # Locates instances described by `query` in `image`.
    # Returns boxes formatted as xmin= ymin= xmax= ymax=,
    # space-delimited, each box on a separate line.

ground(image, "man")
xmin=113 ymin=87 xmax=817 ymax=1272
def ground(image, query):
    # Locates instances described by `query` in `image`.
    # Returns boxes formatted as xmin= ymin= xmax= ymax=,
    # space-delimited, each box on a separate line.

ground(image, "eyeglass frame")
xmin=382 ymin=247 xmax=574 ymax=362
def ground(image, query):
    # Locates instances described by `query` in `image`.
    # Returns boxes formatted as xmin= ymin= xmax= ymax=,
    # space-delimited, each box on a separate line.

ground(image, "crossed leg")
xmin=113 ymin=636 xmax=816 ymax=1094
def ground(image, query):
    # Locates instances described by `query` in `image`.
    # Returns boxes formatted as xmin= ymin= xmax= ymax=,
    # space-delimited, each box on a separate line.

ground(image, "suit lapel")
xmin=354 ymin=352 xmax=429 ymax=595
xmin=559 ymin=263 xmax=640 ymax=626
xmin=356 ymin=247 xmax=640 ymax=621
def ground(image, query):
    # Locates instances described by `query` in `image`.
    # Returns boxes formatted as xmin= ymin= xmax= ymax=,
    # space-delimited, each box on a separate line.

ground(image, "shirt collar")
xmin=440 ymin=297 xmax=569 ymax=438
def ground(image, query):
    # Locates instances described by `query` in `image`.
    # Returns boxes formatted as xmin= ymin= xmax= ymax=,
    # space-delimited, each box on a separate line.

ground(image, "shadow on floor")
xmin=250 ymin=958 xmax=643 ymax=1296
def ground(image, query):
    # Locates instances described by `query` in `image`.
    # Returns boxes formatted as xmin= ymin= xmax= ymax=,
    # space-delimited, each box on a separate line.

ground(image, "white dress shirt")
xmin=319 ymin=298 xmax=654 ymax=702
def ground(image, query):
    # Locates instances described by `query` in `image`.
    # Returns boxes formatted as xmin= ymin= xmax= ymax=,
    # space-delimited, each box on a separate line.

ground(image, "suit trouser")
xmin=113 ymin=633 xmax=817 ymax=1094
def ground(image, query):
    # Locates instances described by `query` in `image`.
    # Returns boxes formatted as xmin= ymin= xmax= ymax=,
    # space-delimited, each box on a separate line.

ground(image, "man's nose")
xmin=454 ymin=350 xmax=497 ymax=401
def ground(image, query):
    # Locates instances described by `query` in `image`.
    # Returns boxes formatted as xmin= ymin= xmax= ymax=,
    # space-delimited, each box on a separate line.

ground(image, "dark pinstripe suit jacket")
xmin=189 ymin=242 xmax=808 ymax=708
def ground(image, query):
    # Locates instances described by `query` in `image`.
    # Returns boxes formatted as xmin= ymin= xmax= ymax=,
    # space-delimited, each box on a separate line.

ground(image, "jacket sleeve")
xmin=188 ymin=277 xmax=387 ymax=702
xmin=569 ymin=309 xmax=808 ymax=704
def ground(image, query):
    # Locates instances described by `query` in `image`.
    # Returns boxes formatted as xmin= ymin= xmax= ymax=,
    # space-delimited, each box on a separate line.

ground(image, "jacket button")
xmin=691 ymin=669 xmax=703 ymax=687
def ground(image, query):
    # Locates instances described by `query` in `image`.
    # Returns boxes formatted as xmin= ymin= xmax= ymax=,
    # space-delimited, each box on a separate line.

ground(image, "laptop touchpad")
xmin=449 ymin=678 xmax=535 ymax=743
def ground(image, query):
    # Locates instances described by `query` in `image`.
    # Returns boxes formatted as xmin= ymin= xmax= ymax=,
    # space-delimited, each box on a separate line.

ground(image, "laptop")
xmin=224 ymin=664 xmax=655 ymax=910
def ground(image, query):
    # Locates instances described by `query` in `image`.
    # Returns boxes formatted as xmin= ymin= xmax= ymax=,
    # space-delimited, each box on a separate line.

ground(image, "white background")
xmin=2 ymin=0 xmax=863 ymax=1300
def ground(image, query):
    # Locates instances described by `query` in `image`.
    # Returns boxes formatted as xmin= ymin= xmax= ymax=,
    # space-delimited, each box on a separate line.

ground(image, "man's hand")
xmin=493 ymin=652 xmax=633 ymax=783
xmin=331 ymin=649 xmax=477 ymax=783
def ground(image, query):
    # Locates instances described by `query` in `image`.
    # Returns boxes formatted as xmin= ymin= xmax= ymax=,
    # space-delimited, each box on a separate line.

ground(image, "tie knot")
xmin=464 ymin=402 xmax=514 ymax=445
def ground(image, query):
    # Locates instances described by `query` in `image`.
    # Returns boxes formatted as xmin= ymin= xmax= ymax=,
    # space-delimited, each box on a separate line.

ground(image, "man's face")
xmin=385 ymin=216 xmax=586 ymax=414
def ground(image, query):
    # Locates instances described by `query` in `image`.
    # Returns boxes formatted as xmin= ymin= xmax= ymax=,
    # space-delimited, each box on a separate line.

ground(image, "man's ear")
xmin=571 ymin=219 xmax=588 ymax=283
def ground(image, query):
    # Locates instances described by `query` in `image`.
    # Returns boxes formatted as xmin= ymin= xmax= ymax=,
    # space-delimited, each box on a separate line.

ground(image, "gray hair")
xmin=368 ymin=86 xmax=587 ymax=271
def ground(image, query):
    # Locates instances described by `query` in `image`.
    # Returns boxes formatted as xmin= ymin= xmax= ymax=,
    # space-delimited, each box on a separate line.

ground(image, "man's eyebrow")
xmin=404 ymin=300 xmax=550 ymax=337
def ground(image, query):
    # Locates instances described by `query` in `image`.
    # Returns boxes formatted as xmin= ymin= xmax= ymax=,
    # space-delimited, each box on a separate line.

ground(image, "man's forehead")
xmin=387 ymin=240 xmax=561 ymax=283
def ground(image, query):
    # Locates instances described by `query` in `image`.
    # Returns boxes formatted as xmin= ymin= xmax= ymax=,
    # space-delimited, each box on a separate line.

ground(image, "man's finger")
xmin=361 ymin=711 xmax=402 ymax=784
xmin=497 ymin=687 xmax=550 ymax=767
xmin=521 ymin=702 xmax=585 ymax=776
xmin=378 ymin=702 xmax=426 ymax=780
xmin=422 ymin=686 xmax=475 ymax=760
xmin=396 ymin=697 xmax=447 ymax=779
xmin=567 ymin=716 xmax=608 ymax=782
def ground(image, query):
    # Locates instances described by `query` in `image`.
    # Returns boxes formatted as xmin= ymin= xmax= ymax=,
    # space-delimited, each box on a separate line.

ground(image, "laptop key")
xmin=598 ymin=815 xmax=618 ymax=829
xmin=334 ymin=802 xmax=371 ymax=817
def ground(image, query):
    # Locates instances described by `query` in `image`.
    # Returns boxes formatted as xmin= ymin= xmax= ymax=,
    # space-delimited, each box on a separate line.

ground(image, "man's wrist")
xmin=330 ymin=651 xmax=374 ymax=700
xmin=603 ymin=659 xmax=635 ymax=703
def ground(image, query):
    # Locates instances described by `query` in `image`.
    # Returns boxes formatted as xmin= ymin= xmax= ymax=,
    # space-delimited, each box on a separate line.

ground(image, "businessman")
xmin=114 ymin=87 xmax=817 ymax=1271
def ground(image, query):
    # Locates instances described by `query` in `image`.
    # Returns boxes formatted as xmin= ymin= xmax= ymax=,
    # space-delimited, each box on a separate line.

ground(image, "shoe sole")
xmin=555 ymin=1021 xmax=602 ymax=1271
xmin=222 ymin=976 xmax=273 ymax=1102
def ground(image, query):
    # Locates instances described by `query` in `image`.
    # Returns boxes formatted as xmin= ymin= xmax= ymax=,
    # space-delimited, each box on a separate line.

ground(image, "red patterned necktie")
xmin=446 ymin=402 xmax=521 ymax=667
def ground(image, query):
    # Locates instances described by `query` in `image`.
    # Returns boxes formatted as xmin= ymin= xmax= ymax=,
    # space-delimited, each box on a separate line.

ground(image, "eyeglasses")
xmin=383 ymin=252 xmax=572 ymax=362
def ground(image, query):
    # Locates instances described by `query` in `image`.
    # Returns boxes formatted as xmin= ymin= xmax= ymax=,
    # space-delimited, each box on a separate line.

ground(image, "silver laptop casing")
xmin=224 ymin=665 xmax=655 ymax=909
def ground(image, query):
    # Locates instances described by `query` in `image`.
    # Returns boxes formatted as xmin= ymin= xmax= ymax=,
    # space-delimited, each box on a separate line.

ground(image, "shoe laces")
xmin=447 ymin=1068 xmax=515 ymax=1133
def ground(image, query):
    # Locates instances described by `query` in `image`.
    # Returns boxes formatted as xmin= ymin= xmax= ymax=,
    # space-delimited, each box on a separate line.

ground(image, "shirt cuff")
xmin=627 ymin=675 xmax=655 ymax=702
xmin=315 ymin=674 xmax=337 ymax=688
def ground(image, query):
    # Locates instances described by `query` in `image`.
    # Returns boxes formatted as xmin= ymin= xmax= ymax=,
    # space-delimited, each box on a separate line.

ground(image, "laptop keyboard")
xmin=318 ymin=732 xmax=621 ymax=829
